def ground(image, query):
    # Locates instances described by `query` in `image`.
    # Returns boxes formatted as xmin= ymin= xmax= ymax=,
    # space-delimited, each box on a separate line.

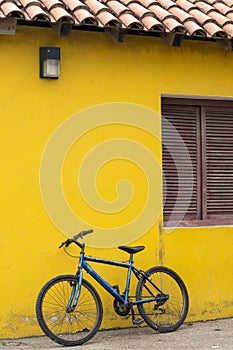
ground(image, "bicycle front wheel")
xmin=36 ymin=275 xmax=103 ymax=346
xmin=136 ymin=266 xmax=189 ymax=332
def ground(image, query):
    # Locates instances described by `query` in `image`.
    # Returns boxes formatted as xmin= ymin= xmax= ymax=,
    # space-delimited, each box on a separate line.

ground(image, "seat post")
xmin=124 ymin=252 xmax=134 ymax=300
xmin=129 ymin=253 xmax=134 ymax=264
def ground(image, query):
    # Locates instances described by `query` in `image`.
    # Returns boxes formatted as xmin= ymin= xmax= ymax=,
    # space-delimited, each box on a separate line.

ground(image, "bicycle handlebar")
xmin=59 ymin=229 xmax=94 ymax=249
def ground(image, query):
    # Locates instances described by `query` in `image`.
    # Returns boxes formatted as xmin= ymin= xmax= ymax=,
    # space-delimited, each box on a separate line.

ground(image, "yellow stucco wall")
xmin=0 ymin=25 xmax=233 ymax=338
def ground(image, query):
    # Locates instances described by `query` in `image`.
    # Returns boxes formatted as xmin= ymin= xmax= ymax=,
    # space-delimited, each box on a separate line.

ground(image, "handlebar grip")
xmin=73 ymin=229 xmax=93 ymax=240
xmin=82 ymin=229 xmax=94 ymax=235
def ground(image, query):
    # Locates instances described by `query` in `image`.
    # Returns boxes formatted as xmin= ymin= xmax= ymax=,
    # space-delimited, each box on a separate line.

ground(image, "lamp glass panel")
xmin=43 ymin=59 xmax=60 ymax=77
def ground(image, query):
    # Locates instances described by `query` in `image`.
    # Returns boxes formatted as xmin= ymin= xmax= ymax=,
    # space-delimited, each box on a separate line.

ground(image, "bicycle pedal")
xmin=132 ymin=318 xmax=144 ymax=325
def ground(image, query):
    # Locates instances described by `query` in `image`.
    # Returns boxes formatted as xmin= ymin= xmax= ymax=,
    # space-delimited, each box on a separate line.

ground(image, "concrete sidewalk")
xmin=1 ymin=318 xmax=233 ymax=350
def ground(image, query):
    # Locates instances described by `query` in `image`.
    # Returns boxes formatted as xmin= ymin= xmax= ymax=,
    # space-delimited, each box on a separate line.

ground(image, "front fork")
xmin=66 ymin=259 xmax=84 ymax=313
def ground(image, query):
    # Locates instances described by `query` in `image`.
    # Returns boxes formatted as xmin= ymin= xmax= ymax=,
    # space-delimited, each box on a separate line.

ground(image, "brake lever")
xmin=59 ymin=241 xmax=65 ymax=249
xmin=59 ymin=239 xmax=72 ymax=249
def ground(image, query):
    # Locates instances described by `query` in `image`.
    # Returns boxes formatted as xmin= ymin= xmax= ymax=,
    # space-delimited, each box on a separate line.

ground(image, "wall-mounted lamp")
xmin=39 ymin=47 xmax=60 ymax=79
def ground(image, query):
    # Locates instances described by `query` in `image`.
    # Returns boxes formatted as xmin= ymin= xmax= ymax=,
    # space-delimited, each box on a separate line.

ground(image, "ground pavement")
xmin=1 ymin=318 xmax=233 ymax=350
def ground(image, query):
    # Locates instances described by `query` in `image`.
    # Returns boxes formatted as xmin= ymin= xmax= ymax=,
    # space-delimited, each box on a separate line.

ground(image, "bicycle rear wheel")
xmin=136 ymin=266 xmax=189 ymax=332
xmin=36 ymin=275 xmax=103 ymax=346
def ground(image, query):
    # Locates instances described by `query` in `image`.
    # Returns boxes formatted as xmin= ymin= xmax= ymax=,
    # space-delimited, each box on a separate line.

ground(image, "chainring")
xmin=113 ymin=298 xmax=131 ymax=316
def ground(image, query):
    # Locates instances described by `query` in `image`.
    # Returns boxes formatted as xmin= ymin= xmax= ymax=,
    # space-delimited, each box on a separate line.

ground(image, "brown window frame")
xmin=162 ymin=96 xmax=233 ymax=227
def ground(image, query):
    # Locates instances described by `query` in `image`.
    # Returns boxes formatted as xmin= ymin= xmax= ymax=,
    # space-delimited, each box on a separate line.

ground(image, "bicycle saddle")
xmin=118 ymin=246 xmax=145 ymax=254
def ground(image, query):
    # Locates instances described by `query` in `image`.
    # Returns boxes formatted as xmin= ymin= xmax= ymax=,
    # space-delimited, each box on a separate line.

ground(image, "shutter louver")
xmin=162 ymin=106 xmax=198 ymax=222
xmin=205 ymin=108 xmax=233 ymax=218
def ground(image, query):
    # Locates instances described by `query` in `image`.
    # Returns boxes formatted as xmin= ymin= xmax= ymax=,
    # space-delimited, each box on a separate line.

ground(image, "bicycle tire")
xmin=36 ymin=274 xmax=103 ymax=346
xmin=136 ymin=266 xmax=189 ymax=332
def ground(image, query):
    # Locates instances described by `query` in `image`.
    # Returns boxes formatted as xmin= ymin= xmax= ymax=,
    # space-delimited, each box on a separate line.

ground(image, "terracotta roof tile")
xmin=184 ymin=18 xmax=206 ymax=35
xmin=208 ymin=10 xmax=232 ymax=26
xmin=226 ymin=11 xmax=233 ymax=20
xmin=1 ymin=0 xmax=233 ymax=42
xmin=204 ymin=21 xmax=228 ymax=37
xmin=128 ymin=2 xmax=151 ymax=18
xmin=175 ymin=0 xmax=197 ymax=12
xmin=223 ymin=22 xmax=233 ymax=35
xmin=40 ymin=0 xmax=63 ymax=10
xmin=222 ymin=0 xmax=233 ymax=7
xmin=141 ymin=14 xmax=165 ymax=30
xmin=26 ymin=4 xmax=50 ymax=19
xmin=195 ymin=1 xmax=214 ymax=14
xmin=156 ymin=0 xmax=176 ymax=10
xmin=50 ymin=6 xmax=75 ymax=21
xmin=97 ymin=10 xmax=121 ymax=26
xmin=204 ymin=0 xmax=219 ymax=4
xmin=1 ymin=1 xmax=25 ymax=17
xmin=119 ymin=0 xmax=135 ymax=6
xmin=168 ymin=6 xmax=193 ymax=22
xmin=107 ymin=0 xmax=129 ymax=15
xmin=189 ymin=8 xmax=213 ymax=24
xmin=139 ymin=0 xmax=157 ymax=8
xmin=85 ymin=0 xmax=109 ymax=14
xmin=163 ymin=16 xmax=185 ymax=32
xmin=62 ymin=0 xmax=86 ymax=10
xmin=213 ymin=2 xmax=233 ymax=15
xmin=74 ymin=7 xmax=98 ymax=23
xmin=119 ymin=12 xmax=143 ymax=28
xmin=149 ymin=4 xmax=175 ymax=20
xmin=19 ymin=0 xmax=42 ymax=8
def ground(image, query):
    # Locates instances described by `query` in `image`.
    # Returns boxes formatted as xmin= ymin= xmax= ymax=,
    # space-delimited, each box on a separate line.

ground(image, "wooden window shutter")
xmin=204 ymin=107 xmax=233 ymax=219
xmin=162 ymin=105 xmax=199 ymax=223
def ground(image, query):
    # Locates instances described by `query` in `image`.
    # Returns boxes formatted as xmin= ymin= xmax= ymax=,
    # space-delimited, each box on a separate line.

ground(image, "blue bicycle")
xmin=36 ymin=230 xmax=189 ymax=347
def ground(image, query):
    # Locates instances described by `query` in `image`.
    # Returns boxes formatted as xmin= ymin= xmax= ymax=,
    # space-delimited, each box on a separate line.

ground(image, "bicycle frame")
xmin=68 ymin=251 xmax=169 ymax=310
